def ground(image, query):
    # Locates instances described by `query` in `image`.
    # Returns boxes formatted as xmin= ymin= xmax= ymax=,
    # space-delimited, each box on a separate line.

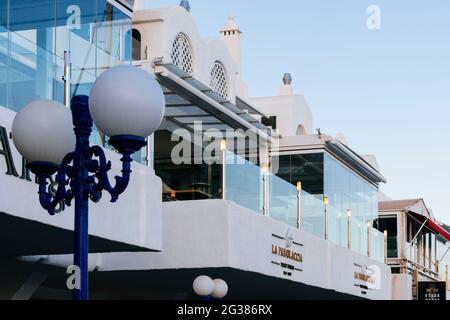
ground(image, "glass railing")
xmin=222 ymin=149 xmax=386 ymax=263
xmin=371 ymin=228 xmax=385 ymax=263
xmin=351 ymin=217 xmax=367 ymax=258
xmin=300 ymin=190 xmax=325 ymax=239
xmin=268 ymin=173 xmax=297 ymax=228
xmin=224 ymin=150 xmax=262 ymax=214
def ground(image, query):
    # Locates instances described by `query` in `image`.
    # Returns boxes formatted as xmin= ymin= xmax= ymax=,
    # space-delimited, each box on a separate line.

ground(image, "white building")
xmin=1 ymin=1 xmax=448 ymax=300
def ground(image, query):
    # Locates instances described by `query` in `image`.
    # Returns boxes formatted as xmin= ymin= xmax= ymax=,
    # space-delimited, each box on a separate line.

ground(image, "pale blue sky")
xmin=142 ymin=0 xmax=450 ymax=222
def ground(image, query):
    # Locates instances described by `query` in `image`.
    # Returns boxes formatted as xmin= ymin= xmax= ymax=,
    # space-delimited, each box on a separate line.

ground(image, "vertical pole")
xmin=347 ymin=210 xmax=352 ymax=249
xmin=71 ymin=96 xmax=93 ymax=301
xmin=221 ymin=140 xmax=227 ymax=200
xmin=63 ymin=51 xmax=72 ymax=108
xmin=384 ymin=230 xmax=388 ymax=264
xmin=296 ymin=182 xmax=302 ymax=230
xmin=261 ymin=163 xmax=269 ymax=216
xmin=324 ymin=196 xmax=329 ymax=240
xmin=367 ymin=220 xmax=371 ymax=258
xmin=446 ymin=264 xmax=448 ymax=289
xmin=428 ymin=233 xmax=432 ymax=271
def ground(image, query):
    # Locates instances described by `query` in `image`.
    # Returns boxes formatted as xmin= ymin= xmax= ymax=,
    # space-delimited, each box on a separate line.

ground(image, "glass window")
xmin=0 ymin=0 xmax=8 ymax=108
xmin=324 ymin=153 xmax=378 ymax=222
xmin=55 ymin=0 xmax=99 ymax=101
xmin=7 ymin=0 xmax=56 ymax=112
xmin=376 ymin=216 xmax=398 ymax=258
xmin=278 ymin=153 xmax=324 ymax=196
xmin=130 ymin=28 xmax=141 ymax=61
xmin=96 ymin=1 xmax=131 ymax=72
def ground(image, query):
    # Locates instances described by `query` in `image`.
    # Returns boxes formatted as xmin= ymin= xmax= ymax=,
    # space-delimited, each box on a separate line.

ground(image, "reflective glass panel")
xmin=268 ymin=173 xmax=297 ymax=228
xmin=224 ymin=150 xmax=262 ymax=214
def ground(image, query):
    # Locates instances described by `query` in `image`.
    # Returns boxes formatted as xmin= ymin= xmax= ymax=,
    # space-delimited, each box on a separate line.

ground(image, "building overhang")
xmin=152 ymin=63 xmax=274 ymax=144
xmin=274 ymin=134 xmax=387 ymax=186
xmin=0 ymin=212 xmax=156 ymax=257
xmin=326 ymin=139 xmax=387 ymax=184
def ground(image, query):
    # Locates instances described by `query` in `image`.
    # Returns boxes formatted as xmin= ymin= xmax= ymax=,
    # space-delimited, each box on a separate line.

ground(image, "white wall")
xmin=248 ymin=94 xmax=313 ymax=137
xmin=133 ymin=6 xmax=238 ymax=103
xmin=391 ymin=274 xmax=413 ymax=300
xmin=0 ymin=106 xmax=163 ymax=251
xmin=97 ymin=200 xmax=392 ymax=300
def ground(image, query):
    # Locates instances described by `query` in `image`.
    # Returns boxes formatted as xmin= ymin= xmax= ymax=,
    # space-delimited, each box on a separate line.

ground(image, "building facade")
xmin=0 ymin=1 xmax=447 ymax=300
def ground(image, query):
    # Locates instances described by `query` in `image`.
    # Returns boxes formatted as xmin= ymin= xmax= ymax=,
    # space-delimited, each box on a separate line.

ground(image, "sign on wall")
xmin=271 ymin=229 xmax=304 ymax=278
xmin=418 ymin=282 xmax=447 ymax=301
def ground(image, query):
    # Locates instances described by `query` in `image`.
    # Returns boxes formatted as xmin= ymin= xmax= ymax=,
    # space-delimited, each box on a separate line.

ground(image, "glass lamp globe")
xmin=211 ymin=279 xmax=228 ymax=299
xmin=12 ymin=99 xmax=75 ymax=165
xmin=193 ymin=275 xmax=214 ymax=297
xmin=89 ymin=65 xmax=165 ymax=139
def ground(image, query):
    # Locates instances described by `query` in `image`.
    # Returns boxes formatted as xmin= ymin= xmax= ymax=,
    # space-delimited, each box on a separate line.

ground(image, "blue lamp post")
xmin=11 ymin=65 xmax=165 ymax=300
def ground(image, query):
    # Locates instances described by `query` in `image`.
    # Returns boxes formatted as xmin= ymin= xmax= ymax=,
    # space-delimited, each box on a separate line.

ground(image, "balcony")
xmin=158 ymin=148 xmax=386 ymax=263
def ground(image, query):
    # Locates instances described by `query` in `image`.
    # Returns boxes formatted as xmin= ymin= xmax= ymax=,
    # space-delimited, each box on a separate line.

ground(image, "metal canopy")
xmin=154 ymin=63 xmax=273 ymax=142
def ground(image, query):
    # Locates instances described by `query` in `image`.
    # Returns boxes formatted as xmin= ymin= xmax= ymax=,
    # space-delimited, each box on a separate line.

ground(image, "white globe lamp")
xmin=211 ymin=279 xmax=228 ymax=299
xmin=193 ymin=275 xmax=214 ymax=297
xmin=89 ymin=65 xmax=165 ymax=139
xmin=12 ymin=99 xmax=75 ymax=166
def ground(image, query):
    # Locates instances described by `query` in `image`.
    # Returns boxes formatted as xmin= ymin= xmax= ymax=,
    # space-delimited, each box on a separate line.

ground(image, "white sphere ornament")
xmin=193 ymin=275 xmax=214 ymax=297
xmin=89 ymin=65 xmax=165 ymax=138
xmin=211 ymin=279 xmax=228 ymax=299
xmin=12 ymin=100 xmax=75 ymax=164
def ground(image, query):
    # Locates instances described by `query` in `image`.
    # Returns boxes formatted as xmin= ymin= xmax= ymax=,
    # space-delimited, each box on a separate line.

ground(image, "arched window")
xmin=296 ymin=124 xmax=306 ymax=135
xmin=210 ymin=61 xmax=228 ymax=99
xmin=132 ymin=29 xmax=142 ymax=61
xmin=171 ymin=33 xmax=194 ymax=75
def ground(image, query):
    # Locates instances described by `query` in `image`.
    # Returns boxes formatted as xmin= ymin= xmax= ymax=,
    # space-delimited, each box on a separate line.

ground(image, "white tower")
xmin=220 ymin=14 xmax=242 ymax=75
xmin=220 ymin=14 xmax=248 ymax=97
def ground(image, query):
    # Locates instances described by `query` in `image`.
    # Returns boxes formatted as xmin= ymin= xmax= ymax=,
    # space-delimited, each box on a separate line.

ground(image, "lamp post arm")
xmin=88 ymin=145 xmax=133 ymax=203
xmin=33 ymin=153 xmax=75 ymax=215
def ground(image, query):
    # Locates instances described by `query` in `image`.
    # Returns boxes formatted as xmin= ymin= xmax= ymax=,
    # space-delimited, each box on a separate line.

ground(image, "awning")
xmin=408 ymin=212 xmax=450 ymax=242
xmin=153 ymin=63 xmax=274 ymax=143
xmin=427 ymin=219 xmax=450 ymax=242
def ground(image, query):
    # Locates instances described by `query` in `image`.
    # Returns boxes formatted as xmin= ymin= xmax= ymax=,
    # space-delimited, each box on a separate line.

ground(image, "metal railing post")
xmin=261 ymin=164 xmax=269 ymax=216
xmin=384 ymin=230 xmax=388 ymax=264
xmin=296 ymin=181 xmax=302 ymax=230
xmin=221 ymin=140 xmax=227 ymax=200
xmin=63 ymin=51 xmax=72 ymax=108
xmin=446 ymin=264 xmax=448 ymax=289
xmin=367 ymin=220 xmax=372 ymax=257
xmin=324 ymin=196 xmax=329 ymax=240
xmin=347 ymin=209 xmax=352 ymax=249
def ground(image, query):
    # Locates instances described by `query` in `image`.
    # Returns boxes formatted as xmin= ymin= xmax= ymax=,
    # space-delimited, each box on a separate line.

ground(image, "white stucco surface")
xmin=248 ymin=94 xmax=313 ymax=137
xmin=97 ymin=200 xmax=392 ymax=300
xmin=133 ymin=6 xmax=238 ymax=103
xmin=391 ymin=274 xmax=413 ymax=300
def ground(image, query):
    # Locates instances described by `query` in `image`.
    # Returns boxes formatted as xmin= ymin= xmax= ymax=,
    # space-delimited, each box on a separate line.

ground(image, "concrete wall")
xmin=97 ymin=200 xmax=392 ymax=300
xmin=391 ymin=274 xmax=413 ymax=300
xmin=0 ymin=105 xmax=163 ymax=252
